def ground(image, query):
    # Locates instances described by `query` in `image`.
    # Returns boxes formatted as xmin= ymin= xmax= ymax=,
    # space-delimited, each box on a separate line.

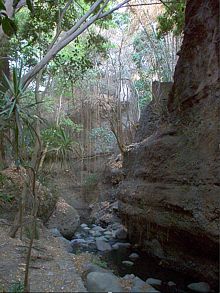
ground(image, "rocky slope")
xmin=0 ymin=220 xmax=86 ymax=292
xmin=118 ymin=0 xmax=219 ymax=287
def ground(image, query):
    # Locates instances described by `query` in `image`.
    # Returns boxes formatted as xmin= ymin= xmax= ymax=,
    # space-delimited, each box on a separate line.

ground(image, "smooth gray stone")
xmin=96 ymin=239 xmax=112 ymax=251
xmin=146 ymin=278 xmax=162 ymax=286
xmin=122 ymin=260 xmax=134 ymax=266
xmin=92 ymin=226 xmax=106 ymax=232
xmin=168 ymin=281 xmax=176 ymax=287
xmin=112 ymin=242 xmax=131 ymax=250
xmin=187 ymin=282 xmax=211 ymax=293
xmin=87 ymin=272 xmax=123 ymax=292
xmin=129 ymin=252 xmax=140 ymax=260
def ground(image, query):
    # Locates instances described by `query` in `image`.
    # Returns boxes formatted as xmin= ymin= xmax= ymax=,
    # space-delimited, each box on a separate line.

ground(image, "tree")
xmin=0 ymin=0 xmax=131 ymax=86
xmin=157 ymin=0 xmax=186 ymax=37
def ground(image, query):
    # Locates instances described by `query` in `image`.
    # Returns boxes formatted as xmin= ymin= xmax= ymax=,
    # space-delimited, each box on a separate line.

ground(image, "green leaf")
xmin=0 ymin=0 xmax=6 ymax=11
xmin=2 ymin=17 xmax=17 ymax=36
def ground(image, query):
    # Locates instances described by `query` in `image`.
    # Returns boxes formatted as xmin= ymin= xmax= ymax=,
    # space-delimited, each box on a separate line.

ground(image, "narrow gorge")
xmin=0 ymin=0 xmax=219 ymax=292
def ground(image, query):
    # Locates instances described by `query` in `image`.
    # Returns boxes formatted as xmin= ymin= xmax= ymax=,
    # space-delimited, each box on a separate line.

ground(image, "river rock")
xmin=104 ymin=231 xmax=112 ymax=236
xmin=71 ymin=239 xmax=87 ymax=246
xmin=129 ymin=252 xmax=140 ymax=260
xmin=96 ymin=239 xmax=112 ymax=251
xmin=74 ymin=232 xmax=82 ymax=238
xmin=122 ymin=260 xmax=134 ymax=266
xmin=89 ymin=230 xmax=102 ymax=237
xmin=80 ymin=223 xmax=88 ymax=228
xmin=112 ymin=242 xmax=131 ymax=250
xmin=47 ymin=197 xmax=80 ymax=239
xmin=168 ymin=281 xmax=176 ymax=287
xmin=146 ymin=278 xmax=162 ymax=286
xmin=87 ymin=272 xmax=123 ymax=292
xmin=96 ymin=236 xmax=108 ymax=242
xmin=132 ymin=279 xmax=160 ymax=293
xmin=187 ymin=282 xmax=211 ymax=292
xmin=114 ymin=227 xmax=127 ymax=240
xmin=93 ymin=226 xmax=106 ymax=232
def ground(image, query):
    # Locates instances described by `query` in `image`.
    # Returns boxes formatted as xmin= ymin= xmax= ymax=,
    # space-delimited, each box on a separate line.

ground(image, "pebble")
xmin=92 ymin=226 xmax=106 ymax=232
xmin=104 ymin=231 xmax=112 ymax=236
xmin=80 ymin=223 xmax=88 ymax=228
xmin=146 ymin=278 xmax=162 ymax=286
xmin=168 ymin=281 xmax=176 ymax=287
xmin=122 ymin=260 xmax=134 ymax=266
xmin=187 ymin=282 xmax=211 ymax=293
xmin=129 ymin=252 xmax=140 ymax=260
xmin=74 ymin=232 xmax=82 ymax=238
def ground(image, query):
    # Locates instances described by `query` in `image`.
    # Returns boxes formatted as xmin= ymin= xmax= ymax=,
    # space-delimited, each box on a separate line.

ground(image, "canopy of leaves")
xmin=157 ymin=0 xmax=186 ymax=37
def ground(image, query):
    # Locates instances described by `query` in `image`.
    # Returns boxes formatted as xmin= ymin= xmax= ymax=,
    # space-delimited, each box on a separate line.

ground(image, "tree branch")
xmin=22 ymin=0 xmax=132 ymax=87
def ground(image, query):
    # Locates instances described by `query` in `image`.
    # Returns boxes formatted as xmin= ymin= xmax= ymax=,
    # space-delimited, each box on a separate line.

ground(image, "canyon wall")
xmin=118 ymin=0 xmax=219 ymax=286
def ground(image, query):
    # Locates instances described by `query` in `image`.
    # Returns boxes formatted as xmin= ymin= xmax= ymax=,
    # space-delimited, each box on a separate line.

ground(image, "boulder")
xmin=187 ymin=282 xmax=211 ymax=293
xmin=58 ymin=237 xmax=73 ymax=253
xmin=47 ymin=197 xmax=80 ymax=239
xmin=131 ymin=278 xmax=160 ymax=293
xmin=86 ymin=272 xmax=123 ymax=292
xmin=84 ymin=263 xmax=109 ymax=275
xmin=96 ymin=239 xmax=112 ymax=251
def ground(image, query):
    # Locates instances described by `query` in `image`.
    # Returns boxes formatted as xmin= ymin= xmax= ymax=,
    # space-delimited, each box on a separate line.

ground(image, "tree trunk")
xmin=0 ymin=39 xmax=10 ymax=169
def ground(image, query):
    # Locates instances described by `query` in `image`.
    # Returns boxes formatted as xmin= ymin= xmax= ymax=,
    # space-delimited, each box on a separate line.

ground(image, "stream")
xmin=69 ymin=223 xmax=213 ymax=293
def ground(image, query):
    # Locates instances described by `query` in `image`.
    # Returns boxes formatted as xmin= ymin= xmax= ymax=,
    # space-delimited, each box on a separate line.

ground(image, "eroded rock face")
xmin=118 ymin=0 xmax=219 ymax=287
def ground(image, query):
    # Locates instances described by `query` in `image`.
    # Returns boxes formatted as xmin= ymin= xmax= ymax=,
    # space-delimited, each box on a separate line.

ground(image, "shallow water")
xmin=103 ymin=248 xmax=197 ymax=293
xmin=71 ymin=225 xmax=218 ymax=293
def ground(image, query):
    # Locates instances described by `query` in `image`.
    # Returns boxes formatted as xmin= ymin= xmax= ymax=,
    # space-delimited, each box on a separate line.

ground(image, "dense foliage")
xmin=157 ymin=0 xmax=186 ymax=37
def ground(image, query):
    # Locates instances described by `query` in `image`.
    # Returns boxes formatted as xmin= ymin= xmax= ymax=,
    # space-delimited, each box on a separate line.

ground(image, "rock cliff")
xmin=118 ymin=0 xmax=219 ymax=287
